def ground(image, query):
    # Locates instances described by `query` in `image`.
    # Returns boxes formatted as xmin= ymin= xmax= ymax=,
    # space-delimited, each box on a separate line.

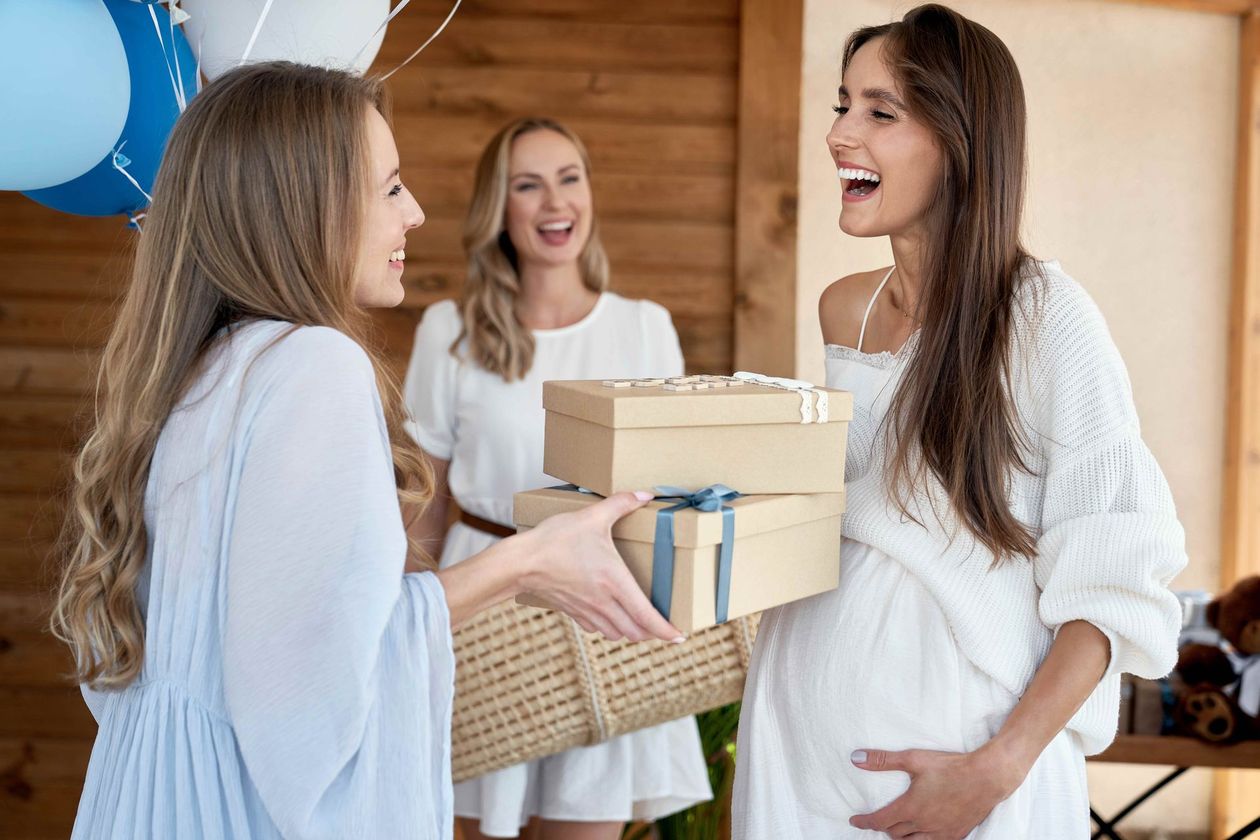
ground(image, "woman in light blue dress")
xmin=50 ymin=62 xmax=681 ymax=840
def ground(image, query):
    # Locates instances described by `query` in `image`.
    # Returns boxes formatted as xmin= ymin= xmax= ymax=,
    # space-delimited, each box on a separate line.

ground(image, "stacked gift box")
xmin=515 ymin=372 xmax=854 ymax=632
xmin=451 ymin=372 xmax=853 ymax=781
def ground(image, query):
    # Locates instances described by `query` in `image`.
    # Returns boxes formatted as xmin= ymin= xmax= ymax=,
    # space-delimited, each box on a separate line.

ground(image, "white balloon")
xmin=181 ymin=0 xmax=391 ymax=80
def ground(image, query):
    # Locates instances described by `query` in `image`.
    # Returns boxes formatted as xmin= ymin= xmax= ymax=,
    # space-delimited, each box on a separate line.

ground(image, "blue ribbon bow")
xmin=551 ymin=483 xmax=743 ymax=625
xmin=651 ymin=484 xmax=742 ymax=624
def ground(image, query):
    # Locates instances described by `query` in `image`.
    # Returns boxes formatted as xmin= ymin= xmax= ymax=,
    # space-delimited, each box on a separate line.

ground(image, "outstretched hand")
xmin=518 ymin=490 xmax=684 ymax=644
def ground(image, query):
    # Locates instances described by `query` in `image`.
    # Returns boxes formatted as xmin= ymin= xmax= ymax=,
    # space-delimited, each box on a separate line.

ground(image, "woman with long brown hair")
xmin=403 ymin=118 xmax=711 ymax=840
xmin=733 ymin=6 xmax=1186 ymax=837
xmin=51 ymin=63 xmax=680 ymax=839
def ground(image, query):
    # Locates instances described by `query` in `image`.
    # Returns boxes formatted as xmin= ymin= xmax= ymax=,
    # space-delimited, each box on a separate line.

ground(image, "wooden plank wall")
xmin=373 ymin=0 xmax=739 ymax=378
xmin=734 ymin=0 xmax=801 ymax=378
xmin=0 ymin=2 xmax=741 ymax=836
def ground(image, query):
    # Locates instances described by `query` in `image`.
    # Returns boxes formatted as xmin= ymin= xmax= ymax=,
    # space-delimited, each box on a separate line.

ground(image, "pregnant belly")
xmin=746 ymin=540 xmax=1016 ymax=817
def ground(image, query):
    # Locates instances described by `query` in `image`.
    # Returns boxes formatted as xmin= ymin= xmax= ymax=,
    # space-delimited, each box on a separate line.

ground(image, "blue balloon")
xmin=0 ymin=0 xmax=130 ymax=191
xmin=24 ymin=0 xmax=198 ymax=218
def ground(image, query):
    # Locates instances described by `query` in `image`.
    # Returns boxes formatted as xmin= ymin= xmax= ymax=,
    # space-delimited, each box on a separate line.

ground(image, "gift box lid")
xmin=542 ymin=377 xmax=853 ymax=430
xmin=514 ymin=487 xmax=845 ymax=548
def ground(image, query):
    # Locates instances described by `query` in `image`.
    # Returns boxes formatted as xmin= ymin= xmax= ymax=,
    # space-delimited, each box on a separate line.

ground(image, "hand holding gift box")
xmin=518 ymin=371 xmax=853 ymax=633
xmin=515 ymin=485 xmax=845 ymax=634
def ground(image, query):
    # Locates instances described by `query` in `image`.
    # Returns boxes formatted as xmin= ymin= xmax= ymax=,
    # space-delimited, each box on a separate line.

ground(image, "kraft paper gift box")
xmin=542 ymin=374 xmax=853 ymax=497
xmin=513 ymin=485 xmax=845 ymax=633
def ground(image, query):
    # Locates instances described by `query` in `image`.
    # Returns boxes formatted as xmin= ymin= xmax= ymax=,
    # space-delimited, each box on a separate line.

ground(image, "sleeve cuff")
xmin=1052 ymin=619 xmax=1124 ymax=682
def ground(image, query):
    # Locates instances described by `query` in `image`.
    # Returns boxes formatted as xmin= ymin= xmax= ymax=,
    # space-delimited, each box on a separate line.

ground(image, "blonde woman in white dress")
xmin=404 ymin=117 xmax=712 ymax=840
xmin=734 ymin=6 xmax=1187 ymax=838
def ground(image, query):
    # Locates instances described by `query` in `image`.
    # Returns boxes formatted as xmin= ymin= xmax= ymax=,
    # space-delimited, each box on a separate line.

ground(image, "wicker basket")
xmin=450 ymin=598 xmax=760 ymax=783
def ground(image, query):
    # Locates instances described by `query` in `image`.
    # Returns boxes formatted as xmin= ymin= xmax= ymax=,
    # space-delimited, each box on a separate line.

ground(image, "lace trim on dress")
xmin=825 ymin=330 xmax=920 ymax=371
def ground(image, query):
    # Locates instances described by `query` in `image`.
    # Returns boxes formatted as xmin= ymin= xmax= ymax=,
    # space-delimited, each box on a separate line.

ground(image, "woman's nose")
xmin=827 ymin=120 xmax=859 ymax=154
xmin=405 ymin=196 xmax=425 ymax=230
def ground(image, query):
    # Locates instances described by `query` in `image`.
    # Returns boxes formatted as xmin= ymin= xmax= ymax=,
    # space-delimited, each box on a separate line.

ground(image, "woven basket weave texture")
xmin=451 ymin=599 xmax=760 ymax=783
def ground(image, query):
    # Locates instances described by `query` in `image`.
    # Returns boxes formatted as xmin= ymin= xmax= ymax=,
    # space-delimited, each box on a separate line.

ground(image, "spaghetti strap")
xmin=856 ymin=266 xmax=896 ymax=354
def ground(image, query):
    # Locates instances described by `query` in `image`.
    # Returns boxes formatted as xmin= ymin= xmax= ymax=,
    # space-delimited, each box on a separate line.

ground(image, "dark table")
xmin=1088 ymin=735 xmax=1260 ymax=840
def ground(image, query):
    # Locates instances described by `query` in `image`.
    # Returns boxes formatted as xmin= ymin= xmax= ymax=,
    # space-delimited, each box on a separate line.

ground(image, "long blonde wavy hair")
xmin=51 ymin=62 xmax=434 ymax=691
xmin=457 ymin=118 xmax=609 ymax=381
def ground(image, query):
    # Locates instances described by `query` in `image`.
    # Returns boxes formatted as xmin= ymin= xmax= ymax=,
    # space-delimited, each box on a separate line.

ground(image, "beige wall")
xmin=796 ymin=0 xmax=1238 ymax=834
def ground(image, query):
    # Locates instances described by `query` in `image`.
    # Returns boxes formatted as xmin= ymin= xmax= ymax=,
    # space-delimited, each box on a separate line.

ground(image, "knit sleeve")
xmin=1024 ymin=275 xmax=1187 ymax=686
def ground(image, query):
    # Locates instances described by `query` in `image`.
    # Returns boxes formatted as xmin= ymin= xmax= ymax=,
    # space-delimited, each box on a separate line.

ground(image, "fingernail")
xmin=671 ymin=635 xmax=687 ymax=644
xmin=850 ymin=750 xmax=867 ymax=764
xmin=633 ymin=490 xmax=654 ymax=501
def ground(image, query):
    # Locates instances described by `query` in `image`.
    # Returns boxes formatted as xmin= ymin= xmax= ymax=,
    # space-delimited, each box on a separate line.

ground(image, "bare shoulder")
xmin=818 ymin=266 xmax=892 ymax=347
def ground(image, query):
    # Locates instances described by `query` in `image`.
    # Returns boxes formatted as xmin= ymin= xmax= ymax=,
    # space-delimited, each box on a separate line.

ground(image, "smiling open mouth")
xmin=838 ymin=166 xmax=881 ymax=198
xmin=538 ymin=220 xmax=574 ymax=246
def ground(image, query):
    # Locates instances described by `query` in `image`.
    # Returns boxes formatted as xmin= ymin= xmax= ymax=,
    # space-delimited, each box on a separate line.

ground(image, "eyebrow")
xmin=837 ymin=85 xmax=908 ymax=111
xmin=510 ymin=163 xmax=582 ymax=180
xmin=381 ymin=167 xmax=400 ymax=185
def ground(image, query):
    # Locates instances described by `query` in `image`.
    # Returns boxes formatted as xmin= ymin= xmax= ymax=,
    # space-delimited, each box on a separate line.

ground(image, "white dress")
xmin=403 ymin=293 xmax=713 ymax=838
xmin=734 ymin=268 xmax=1100 ymax=839
xmin=72 ymin=321 xmax=457 ymax=839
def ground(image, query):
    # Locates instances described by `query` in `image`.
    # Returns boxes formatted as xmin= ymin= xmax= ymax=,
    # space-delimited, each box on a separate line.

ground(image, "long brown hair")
xmin=457 ymin=117 xmax=610 ymax=381
xmin=845 ymin=5 xmax=1038 ymax=561
xmin=51 ymin=62 xmax=434 ymax=690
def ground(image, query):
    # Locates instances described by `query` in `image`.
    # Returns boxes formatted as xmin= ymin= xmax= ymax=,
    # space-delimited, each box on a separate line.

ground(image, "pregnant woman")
xmin=734 ymin=6 xmax=1187 ymax=838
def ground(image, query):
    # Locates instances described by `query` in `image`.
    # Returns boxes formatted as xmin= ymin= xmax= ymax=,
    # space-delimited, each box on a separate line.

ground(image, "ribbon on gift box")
xmin=651 ymin=484 xmax=742 ymax=624
xmin=552 ymin=483 xmax=743 ymax=625
xmin=732 ymin=371 xmax=830 ymax=424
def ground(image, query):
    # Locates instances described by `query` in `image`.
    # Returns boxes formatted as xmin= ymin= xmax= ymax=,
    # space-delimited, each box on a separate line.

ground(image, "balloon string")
xmin=381 ymin=0 xmax=462 ymax=80
xmin=350 ymin=0 xmax=414 ymax=68
xmin=147 ymin=4 xmax=187 ymax=112
xmin=238 ymin=0 xmax=277 ymax=66
xmin=168 ymin=2 xmax=188 ymax=111
xmin=111 ymin=143 xmax=154 ymax=206
xmin=195 ymin=31 xmax=205 ymax=93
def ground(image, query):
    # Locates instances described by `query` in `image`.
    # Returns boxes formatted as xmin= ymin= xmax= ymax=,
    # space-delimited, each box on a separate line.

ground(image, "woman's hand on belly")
xmin=847 ymin=745 xmax=1023 ymax=839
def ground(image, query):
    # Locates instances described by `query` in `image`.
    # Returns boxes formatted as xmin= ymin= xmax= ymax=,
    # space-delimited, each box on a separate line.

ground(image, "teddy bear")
xmin=1172 ymin=576 xmax=1260 ymax=743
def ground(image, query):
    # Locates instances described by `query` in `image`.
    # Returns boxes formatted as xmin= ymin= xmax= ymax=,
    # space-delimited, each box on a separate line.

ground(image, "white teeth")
xmin=389 ymin=249 xmax=406 ymax=262
xmin=539 ymin=221 xmax=574 ymax=232
xmin=836 ymin=167 xmax=881 ymax=183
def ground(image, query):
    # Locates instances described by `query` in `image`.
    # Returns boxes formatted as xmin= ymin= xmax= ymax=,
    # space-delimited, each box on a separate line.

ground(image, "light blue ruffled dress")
xmin=71 ymin=321 xmax=456 ymax=839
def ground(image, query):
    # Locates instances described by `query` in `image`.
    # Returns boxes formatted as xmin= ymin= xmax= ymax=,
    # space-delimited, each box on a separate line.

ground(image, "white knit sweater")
xmin=839 ymin=261 xmax=1187 ymax=755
